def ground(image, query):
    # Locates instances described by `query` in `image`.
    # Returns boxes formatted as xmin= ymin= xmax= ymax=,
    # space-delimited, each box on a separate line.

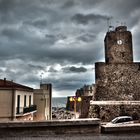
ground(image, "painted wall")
xmin=34 ymin=84 xmax=52 ymax=120
xmin=0 ymin=90 xmax=12 ymax=121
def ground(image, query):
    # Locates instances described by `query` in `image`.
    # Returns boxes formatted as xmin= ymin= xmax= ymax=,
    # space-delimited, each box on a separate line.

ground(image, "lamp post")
xmin=69 ymin=96 xmax=82 ymax=118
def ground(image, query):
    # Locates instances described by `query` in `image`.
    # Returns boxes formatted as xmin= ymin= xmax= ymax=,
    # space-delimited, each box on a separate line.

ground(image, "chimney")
xmin=4 ymin=78 xmax=6 ymax=85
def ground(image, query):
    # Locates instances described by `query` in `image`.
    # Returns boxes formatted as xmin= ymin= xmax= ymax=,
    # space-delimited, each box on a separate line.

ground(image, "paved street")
xmin=0 ymin=133 xmax=140 ymax=140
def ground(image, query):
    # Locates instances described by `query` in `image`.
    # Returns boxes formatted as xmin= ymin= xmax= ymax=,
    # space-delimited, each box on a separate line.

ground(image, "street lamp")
xmin=69 ymin=96 xmax=82 ymax=118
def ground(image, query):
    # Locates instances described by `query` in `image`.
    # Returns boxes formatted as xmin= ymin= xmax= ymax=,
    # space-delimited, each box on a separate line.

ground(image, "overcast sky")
xmin=0 ymin=0 xmax=140 ymax=97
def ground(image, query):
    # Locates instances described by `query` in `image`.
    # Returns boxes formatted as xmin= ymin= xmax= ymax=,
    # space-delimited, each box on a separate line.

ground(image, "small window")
xmin=24 ymin=95 xmax=26 ymax=107
xmin=121 ymin=52 xmax=125 ymax=58
xmin=90 ymin=87 xmax=92 ymax=93
xmin=29 ymin=95 xmax=31 ymax=106
xmin=138 ymin=64 xmax=140 ymax=71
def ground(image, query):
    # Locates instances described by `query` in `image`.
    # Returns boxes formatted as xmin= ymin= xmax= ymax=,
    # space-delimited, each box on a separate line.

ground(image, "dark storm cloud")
xmin=1 ymin=28 xmax=25 ymax=40
xmin=48 ymin=67 xmax=58 ymax=73
xmin=0 ymin=0 xmax=140 ymax=96
xmin=28 ymin=64 xmax=45 ymax=71
xmin=23 ymin=19 xmax=48 ymax=29
xmin=69 ymin=66 xmax=87 ymax=73
xmin=61 ymin=0 xmax=75 ymax=9
xmin=0 ymin=69 xmax=4 ymax=73
xmin=71 ymin=13 xmax=109 ymax=25
xmin=46 ymin=45 xmax=101 ymax=64
xmin=45 ymin=34 xmax=57 ymax=44
xmin=0 ymin=0 xmax=14 ymax=13
xmin=33 ymin=19 xmax=48 ymax=27
xmin=77 ymin=33 xmax=96 ymax=42
xmin=43 ymin=71 xmax=92 ymax=91
xmin=63 ymin=66 xmax=87 ymax=73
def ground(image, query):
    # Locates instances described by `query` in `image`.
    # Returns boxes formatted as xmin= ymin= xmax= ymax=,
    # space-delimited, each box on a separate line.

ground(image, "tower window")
xmin=121 ymin=52 xmax=125 ymax=58
xmin=138 ymin=64 xmax=140 ymax=71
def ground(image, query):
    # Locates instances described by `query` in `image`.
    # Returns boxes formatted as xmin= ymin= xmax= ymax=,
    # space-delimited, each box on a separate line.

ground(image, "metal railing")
xmin=16 ymin=105 xmax=37 ymax=115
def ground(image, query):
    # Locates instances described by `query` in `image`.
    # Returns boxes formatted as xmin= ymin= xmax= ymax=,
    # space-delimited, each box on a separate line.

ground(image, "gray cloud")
xmin=48 ymin=67 xmax=58 ymax=73
xmin=0 ymin=0 xmax=140 ymax=96
xmin=77 ymin=33 xmax=96 ymax=42
xmin=1 ymin=28 xmax=25 ymax=40
xmin=69 ymin=66 xmax=87 ymax=73
xmin=28 ymin=64 xmax=45 ymax=71
xmin=61 ymin=0 xmax=75 ymax=9
xmin=63 ymin=66 xmax=87 ymax=73
xmin=23 ymin=19 xmax=48 ymax=29
xmin=71 ymin=13 xmax=109 ymax=25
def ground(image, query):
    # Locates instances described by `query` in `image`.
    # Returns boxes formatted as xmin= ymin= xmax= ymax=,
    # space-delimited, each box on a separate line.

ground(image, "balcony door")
xmin=29 ymin=95 xmax=31 ymax=106
xmin=17 ymin=95 xmax=20 ymax=114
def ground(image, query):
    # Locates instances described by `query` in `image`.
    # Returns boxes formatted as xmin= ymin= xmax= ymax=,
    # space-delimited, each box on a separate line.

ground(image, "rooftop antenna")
xmin=40 ymin=72 xmax=44 ymax=84
xmin=124 ymin=22 xmax=126 ymax=26
xmin=121 ymin=22 xmax=123 ymax=26
xmin=107 ymin=16 xmax=114 ymax=32
xmin=116 ymin=21 xmax=120 ymax=27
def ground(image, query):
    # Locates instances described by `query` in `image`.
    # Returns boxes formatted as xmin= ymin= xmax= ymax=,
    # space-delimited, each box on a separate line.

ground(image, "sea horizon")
xmin=52 ymin=97 xmax=67 ymax=108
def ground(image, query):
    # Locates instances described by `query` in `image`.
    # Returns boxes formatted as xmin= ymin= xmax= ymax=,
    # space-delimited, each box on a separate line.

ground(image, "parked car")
xmin=106 ymin=116 xmax=134 ymax=125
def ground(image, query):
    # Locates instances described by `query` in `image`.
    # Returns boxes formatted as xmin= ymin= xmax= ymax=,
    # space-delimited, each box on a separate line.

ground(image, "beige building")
xmin=0 ymin=78 xmax=37 ymax=121
xmin=34 ymin=83 xmax=52 ymax=120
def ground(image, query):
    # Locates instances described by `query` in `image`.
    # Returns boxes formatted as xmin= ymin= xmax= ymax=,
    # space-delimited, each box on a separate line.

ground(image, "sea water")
xmin=52 ymin=97 xmax=67 ymax=108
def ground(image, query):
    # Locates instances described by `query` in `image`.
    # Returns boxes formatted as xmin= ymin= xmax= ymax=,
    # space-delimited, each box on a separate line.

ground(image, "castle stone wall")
xmin=89 ymin=103 xmax=140 ymax=122
xmin=89 ymin=26 xmax=140 ymax=121
xmin=95 ymin=62 xmax=140 ymax=101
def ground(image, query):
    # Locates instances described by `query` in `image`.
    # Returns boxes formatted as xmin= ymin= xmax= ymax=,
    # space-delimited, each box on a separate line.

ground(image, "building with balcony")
xmin=34 ymin=83 xmax=52 ymax=120
xmin=0 ymin=78 xmax=37 ymax=121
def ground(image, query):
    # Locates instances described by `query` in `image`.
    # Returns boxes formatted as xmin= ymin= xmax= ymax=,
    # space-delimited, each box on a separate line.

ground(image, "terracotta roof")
xmin=0 ymin=78 xmax=33 ymax=91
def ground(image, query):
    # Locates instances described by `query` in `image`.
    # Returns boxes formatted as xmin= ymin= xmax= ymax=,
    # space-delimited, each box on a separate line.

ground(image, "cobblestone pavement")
xmin=0 ymin=133 xmax=140 ymax=140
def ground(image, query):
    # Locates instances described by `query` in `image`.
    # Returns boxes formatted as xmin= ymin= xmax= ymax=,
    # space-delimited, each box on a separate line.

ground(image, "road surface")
xmin=0 ymin=133 xmax=140 ymax=140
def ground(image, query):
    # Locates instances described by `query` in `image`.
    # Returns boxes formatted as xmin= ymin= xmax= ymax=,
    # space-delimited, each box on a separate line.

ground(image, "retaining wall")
xmin=0 ymin=118 xmax=100 ymax=137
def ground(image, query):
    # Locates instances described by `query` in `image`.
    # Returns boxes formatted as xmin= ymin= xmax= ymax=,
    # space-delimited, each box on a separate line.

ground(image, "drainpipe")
xmin=49 ymin=84 xmax=52 ymax=120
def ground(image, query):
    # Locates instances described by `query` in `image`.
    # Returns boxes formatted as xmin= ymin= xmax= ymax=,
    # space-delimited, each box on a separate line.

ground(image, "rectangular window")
xmin=29 ymin=95 xmax=31 ymax=106
xmin=17 ymin=95 xmax=20 ymax=114
xmin=90 ymin=87 xmax=92 ymax=93
xmin=24 ymin=95 xmax=26 ymax=107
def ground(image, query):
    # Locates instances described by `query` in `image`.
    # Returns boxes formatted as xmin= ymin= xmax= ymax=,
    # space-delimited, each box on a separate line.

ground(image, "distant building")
xmin=76 ymin=84 xmax=96 ymax=97
xmin=66 ymin=84 xmax=95 ymax=118
xmin=34 ymin=83 xmax=52 ymax=120
xmin=0 ymin=78 xmax=36 ymax=121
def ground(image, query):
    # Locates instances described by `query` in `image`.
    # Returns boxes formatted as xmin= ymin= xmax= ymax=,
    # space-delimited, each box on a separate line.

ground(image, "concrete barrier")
xmin=0 ymin=118 xmax=100 ymax=137
xmin=101 ymin=123 xmax=140 ymax=133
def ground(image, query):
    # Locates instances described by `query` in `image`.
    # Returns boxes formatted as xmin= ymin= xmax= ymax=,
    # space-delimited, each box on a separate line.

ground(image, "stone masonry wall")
xmin=95 ymin=62 xmax=140 ymax=101
xmin=89 ymin=104 xmax=140 ymax=122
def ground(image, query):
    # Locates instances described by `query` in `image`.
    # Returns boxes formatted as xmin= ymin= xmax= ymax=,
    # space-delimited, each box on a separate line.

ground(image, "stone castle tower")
xmin=105 ymin=26 xmax=133 ymax=63
xmin=95 ymin=26 xmax=140 ymax=101
xmin=89 ymin=26 xmax=140 ymax=121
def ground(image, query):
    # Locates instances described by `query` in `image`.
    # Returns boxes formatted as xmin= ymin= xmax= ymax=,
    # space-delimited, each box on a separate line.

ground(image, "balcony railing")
xmin=16 ymin=105 xmax=37 ymax=115
xmin=23 ymin=105 xmax=37 ymax=114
